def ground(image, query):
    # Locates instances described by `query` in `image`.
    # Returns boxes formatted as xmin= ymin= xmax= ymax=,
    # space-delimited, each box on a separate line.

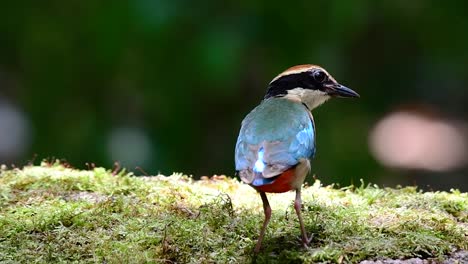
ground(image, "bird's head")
xmin=265 ymin=64 xmax=359 ymax=110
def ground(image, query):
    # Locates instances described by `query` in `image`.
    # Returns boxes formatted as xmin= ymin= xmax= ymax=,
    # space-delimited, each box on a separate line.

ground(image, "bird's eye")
xmin=312 ymin=70 xmax=327 ymax=83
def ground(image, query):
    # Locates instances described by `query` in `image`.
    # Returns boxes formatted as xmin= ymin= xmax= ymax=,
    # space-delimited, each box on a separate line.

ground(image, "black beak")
xmin=324 ymin=83 xmax=360 ymax=98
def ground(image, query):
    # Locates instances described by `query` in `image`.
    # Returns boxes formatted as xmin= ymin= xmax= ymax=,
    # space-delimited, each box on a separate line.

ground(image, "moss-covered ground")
xmin=0 ymin=163 xmax=466 ymax=263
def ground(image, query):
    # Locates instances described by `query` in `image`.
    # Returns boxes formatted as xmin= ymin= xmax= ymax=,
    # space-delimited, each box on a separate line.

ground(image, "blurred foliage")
xmin=0 ymin=1 xmax=467 ymax=188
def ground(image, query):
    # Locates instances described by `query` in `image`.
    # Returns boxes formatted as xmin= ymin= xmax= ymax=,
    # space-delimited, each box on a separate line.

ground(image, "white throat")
xmin=283 ymin=88 xmax=330 ymax=110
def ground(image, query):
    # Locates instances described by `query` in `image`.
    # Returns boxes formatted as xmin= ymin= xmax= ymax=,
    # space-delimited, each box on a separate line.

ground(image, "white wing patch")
xmin=253 ymin=147 xmax=265 ymax=173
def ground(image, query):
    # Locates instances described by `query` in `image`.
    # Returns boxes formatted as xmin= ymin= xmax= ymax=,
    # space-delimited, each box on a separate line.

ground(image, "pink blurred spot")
xmin=369 ymin=109 xmax=468 ymax=172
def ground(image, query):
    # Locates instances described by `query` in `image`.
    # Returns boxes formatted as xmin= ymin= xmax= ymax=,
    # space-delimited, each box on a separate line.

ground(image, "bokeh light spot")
xmin=107 ymin=127 xmax=153 ymax=169
xmin=369 ymin=110 xmax=468 ymax=172
xmin=0 ymin=100 xmax=32 ymax=161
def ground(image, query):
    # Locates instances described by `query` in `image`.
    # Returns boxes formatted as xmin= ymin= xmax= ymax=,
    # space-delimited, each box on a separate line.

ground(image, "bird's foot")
xmin=253 ymin=242 xmax=262 ymax=254
xmin=299 ymin=233 xmax=313 ymax=248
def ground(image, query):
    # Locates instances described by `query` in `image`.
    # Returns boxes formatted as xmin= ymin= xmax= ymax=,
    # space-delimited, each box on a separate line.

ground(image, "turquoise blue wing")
xmin=235 ymin=98 xmax=315 ymax=184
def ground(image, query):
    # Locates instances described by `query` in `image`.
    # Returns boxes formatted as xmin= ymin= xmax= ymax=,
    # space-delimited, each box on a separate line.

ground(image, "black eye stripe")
xmin=265 ymin=70 xmax=328 ymax=99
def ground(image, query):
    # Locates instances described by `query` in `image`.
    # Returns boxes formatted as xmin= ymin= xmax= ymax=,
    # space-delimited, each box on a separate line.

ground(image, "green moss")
xmin=0 ymin=164 xmax=466 ymax=263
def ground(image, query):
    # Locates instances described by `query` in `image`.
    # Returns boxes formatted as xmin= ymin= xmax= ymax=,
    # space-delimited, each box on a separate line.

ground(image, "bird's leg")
xmin=254 ymin=192 xmax=271 ymax=253
xmin=294 ymin=188 xmax=312 ymax=247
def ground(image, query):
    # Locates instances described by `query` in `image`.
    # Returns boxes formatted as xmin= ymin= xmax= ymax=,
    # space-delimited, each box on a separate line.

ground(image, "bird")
xmin=234 ymin=64 xmax=359 ymax=253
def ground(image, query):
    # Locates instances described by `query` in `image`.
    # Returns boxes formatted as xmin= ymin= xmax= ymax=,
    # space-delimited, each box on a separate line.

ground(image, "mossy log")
xmin=0 ymin=163 xmax=466 ymax=263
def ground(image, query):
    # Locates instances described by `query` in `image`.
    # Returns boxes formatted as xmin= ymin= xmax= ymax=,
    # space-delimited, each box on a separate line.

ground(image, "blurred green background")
xmin=1 ymin=1 xmax=467 ymax=190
